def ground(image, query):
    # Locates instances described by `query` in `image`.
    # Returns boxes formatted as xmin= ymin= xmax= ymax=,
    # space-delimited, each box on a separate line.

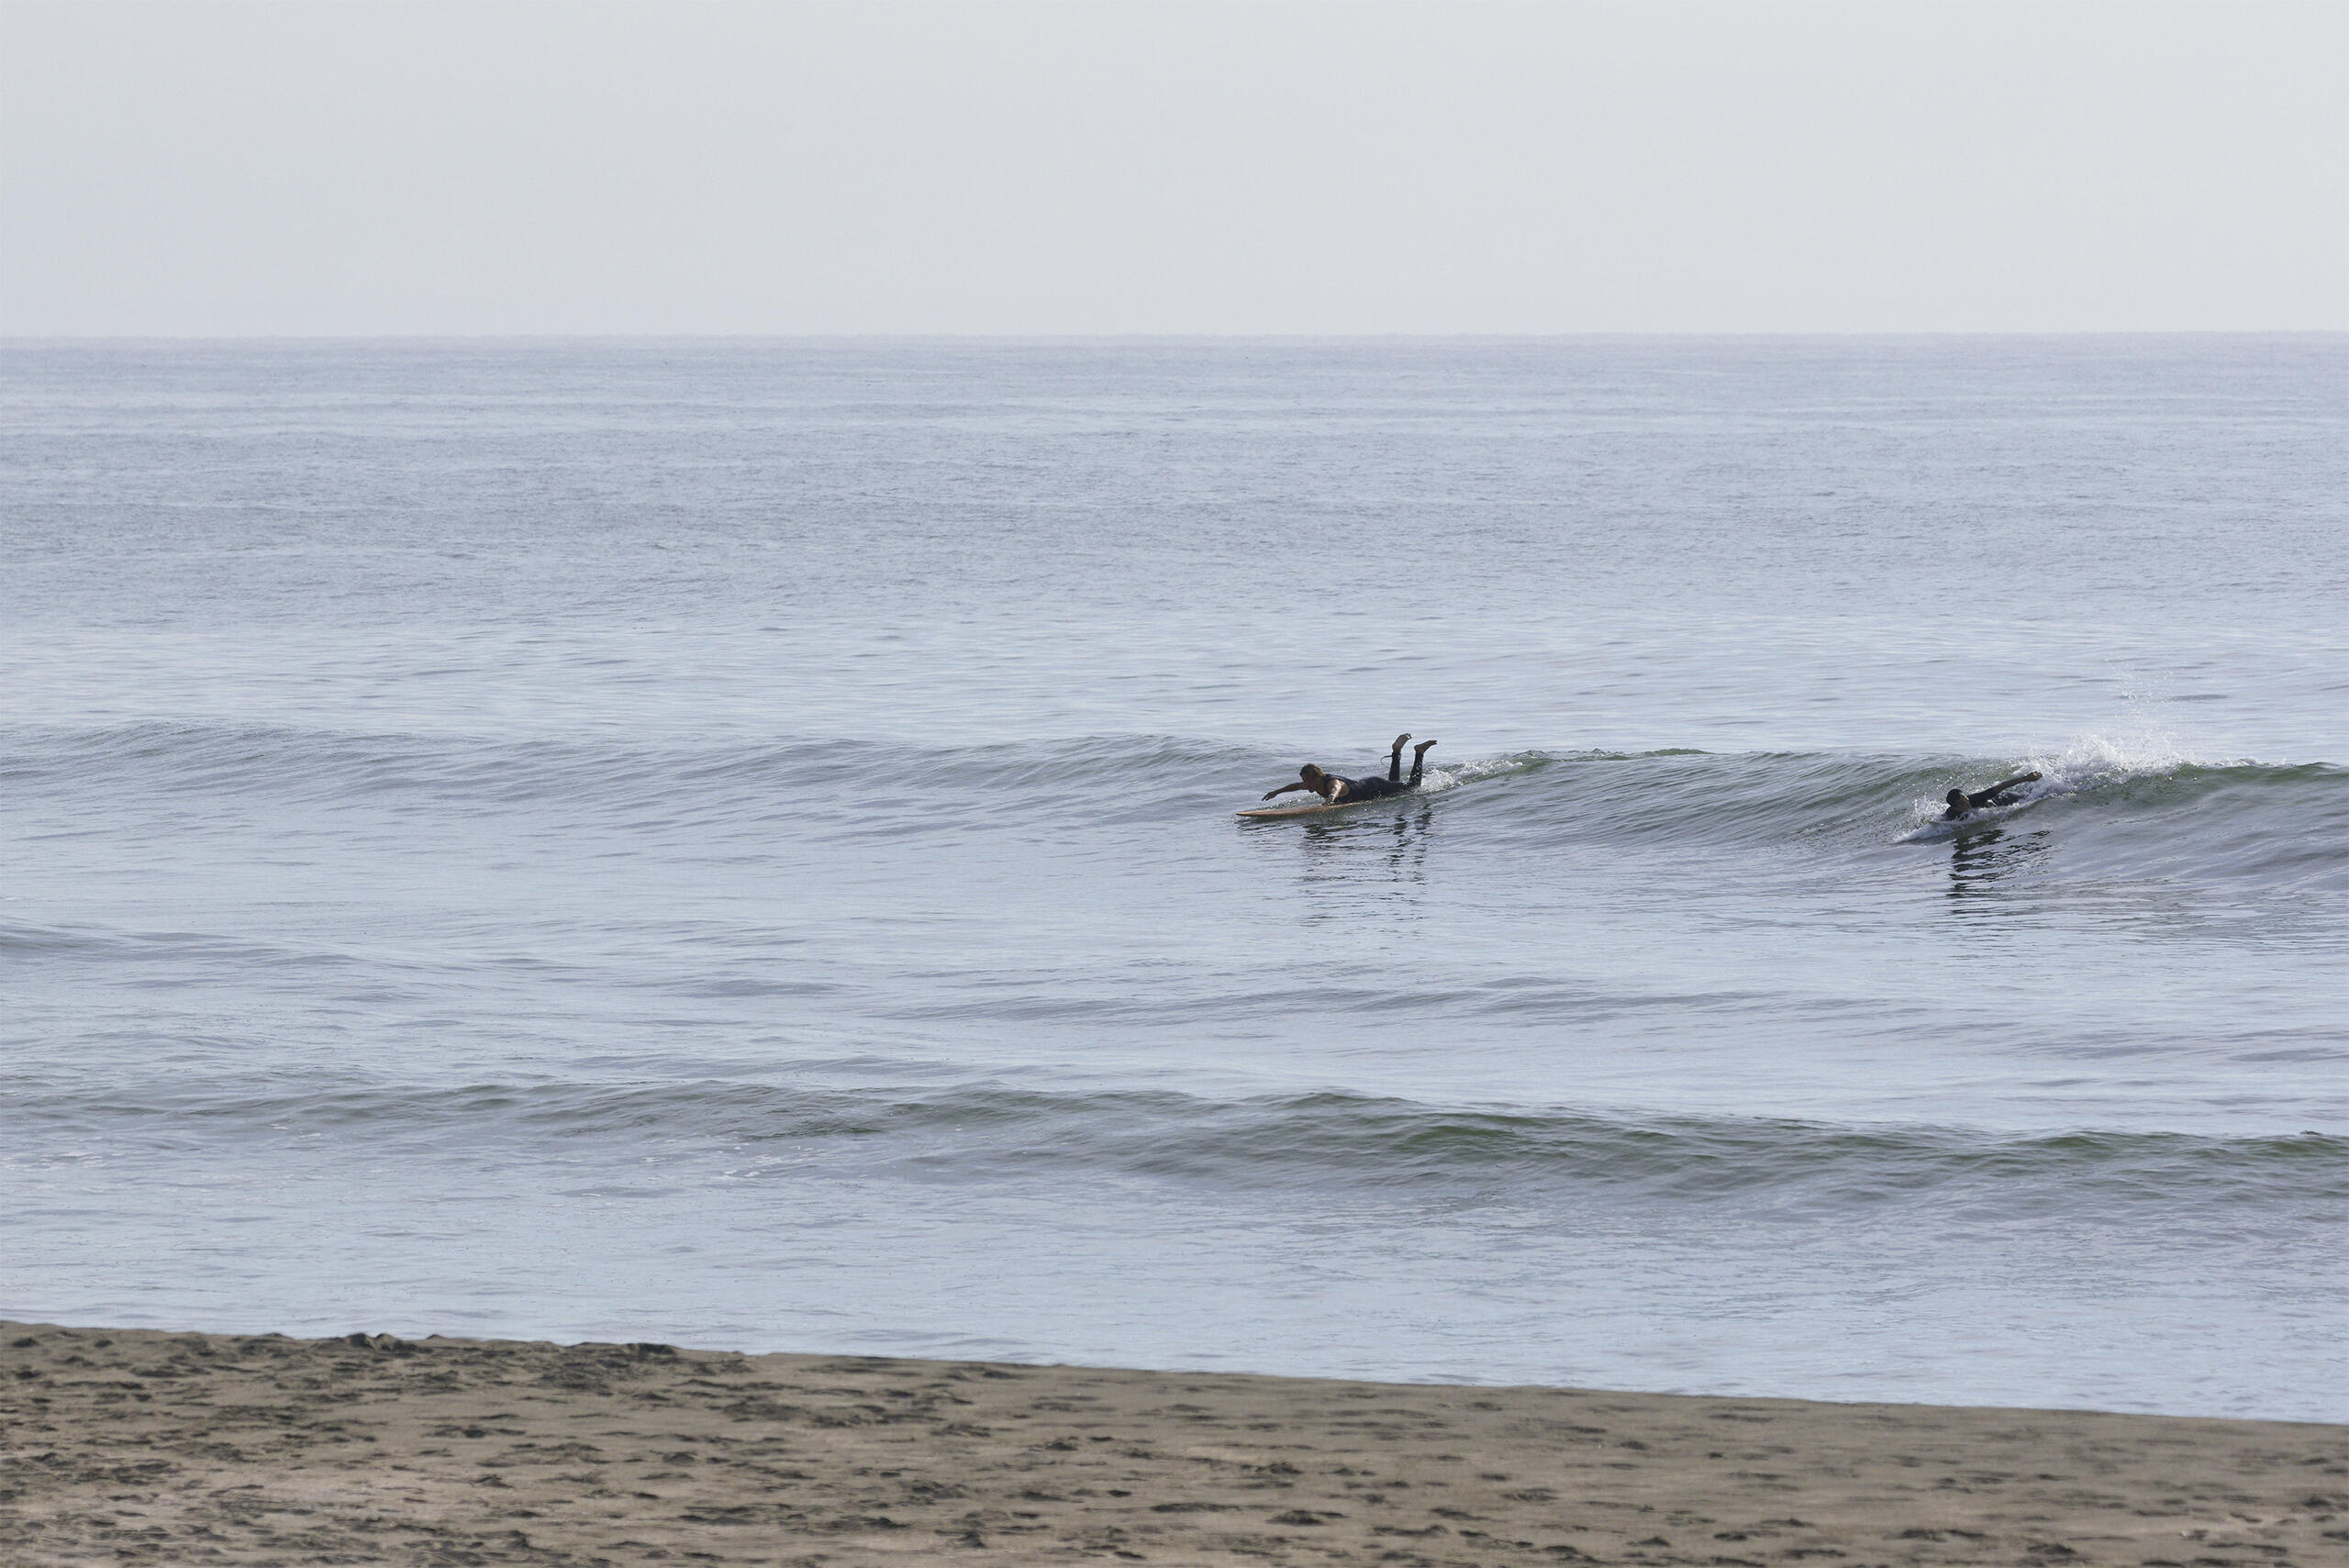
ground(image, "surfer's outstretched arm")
xmin=1968 ymin=771 xmax=2043 ymax=806
xmin=1386 ymin=733 xmax=1411 ymax=784
xmin=1408 ymin=739 xmax=1437 ymax=785
xmin=1261 ymin=780 xmax=1319 ymax=801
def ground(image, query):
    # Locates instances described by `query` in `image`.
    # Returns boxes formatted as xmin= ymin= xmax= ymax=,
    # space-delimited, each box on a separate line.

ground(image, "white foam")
xmin=1425 ymin=751 xmax=1550 ymax=789
xmin=1898 ymin=729 xmax=2228 ymax=842
xmin=2021 ymin=729 xmax=2210 ymax=786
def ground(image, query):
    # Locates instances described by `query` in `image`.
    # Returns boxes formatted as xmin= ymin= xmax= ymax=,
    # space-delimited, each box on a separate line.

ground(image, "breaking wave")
xmin=6 ymin=720 xmax=2341 ymax=892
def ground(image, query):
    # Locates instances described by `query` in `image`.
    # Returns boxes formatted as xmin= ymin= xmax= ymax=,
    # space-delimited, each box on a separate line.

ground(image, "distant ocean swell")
xmin=6 ymin=720 xmax=2343 ymax=888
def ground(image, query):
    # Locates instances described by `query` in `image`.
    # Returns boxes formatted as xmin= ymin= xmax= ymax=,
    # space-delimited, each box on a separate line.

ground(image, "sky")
xmin=3 ymin=0 xmax=2343 ymax=335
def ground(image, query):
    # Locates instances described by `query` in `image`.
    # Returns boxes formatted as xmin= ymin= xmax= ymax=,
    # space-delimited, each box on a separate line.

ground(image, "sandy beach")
xmin=1 ymin=1321 xmax=2341 ymax=1566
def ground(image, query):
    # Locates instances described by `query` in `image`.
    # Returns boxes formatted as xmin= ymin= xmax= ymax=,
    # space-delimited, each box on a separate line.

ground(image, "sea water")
xmin=1 ymin=337 xmax=2343 ymax=1420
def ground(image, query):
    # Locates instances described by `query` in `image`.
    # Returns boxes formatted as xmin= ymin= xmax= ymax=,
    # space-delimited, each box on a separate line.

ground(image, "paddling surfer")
xmin=1262 ymin=734 xmax=1439 ymax=805
xmin=1942 ymin=771 xmax=2042 ymax=821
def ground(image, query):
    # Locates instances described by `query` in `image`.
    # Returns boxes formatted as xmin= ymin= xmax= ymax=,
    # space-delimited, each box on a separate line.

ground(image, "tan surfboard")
xmin=1235 ymin=797 xmax=1393 ymax=819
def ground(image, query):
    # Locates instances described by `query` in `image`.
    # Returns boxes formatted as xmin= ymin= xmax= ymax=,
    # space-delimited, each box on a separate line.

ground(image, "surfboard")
xmin=1236 ymin=797 xmax=1390 ymax=819
xmin=1898 ymin=798 xmax=2032 ymax=842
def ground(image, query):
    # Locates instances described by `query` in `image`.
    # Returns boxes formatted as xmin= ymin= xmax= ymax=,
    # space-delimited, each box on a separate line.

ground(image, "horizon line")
xmin=6 ymin=328 xmax=2345 ymax=344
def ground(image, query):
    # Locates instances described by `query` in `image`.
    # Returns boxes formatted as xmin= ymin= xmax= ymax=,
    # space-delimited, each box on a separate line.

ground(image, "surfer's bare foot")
xmin=1413 ymin=740 xmax=1438 ymax=757
xmin=1391 ymin=733 xmax=1411 ymax=751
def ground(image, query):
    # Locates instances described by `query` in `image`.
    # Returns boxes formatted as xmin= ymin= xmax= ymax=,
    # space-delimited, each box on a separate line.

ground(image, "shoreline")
xmin=5 ymin=1320 xmax=2342 ymax=1566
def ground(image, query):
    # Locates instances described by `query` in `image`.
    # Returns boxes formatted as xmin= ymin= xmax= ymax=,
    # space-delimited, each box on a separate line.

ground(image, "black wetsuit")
xmin=1337 ymin=773 xmax=1408 ymax=801
xmin=1332 ymin=748 xmax=1428 ymax=803
xmin=1943 ymin=786 xmax=2021 ymax=821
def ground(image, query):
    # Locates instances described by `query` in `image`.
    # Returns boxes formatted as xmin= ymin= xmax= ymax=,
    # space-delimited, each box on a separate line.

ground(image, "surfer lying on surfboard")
xmin=1943 ymin=771 xmax=2042 ymax=821
xmin=1262 ymin=734 xmax=1439 ymax=805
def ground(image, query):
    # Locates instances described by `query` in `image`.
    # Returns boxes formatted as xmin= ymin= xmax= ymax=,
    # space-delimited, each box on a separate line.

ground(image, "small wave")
xmin=9 ymin=1077 xmax=2339 ymax=1220
xmin=6 ymin=721 xmax=2342 ymax=890
xmin=1445 ymin=743 xmax=2343 ymax=885
xmin=0 ymin=721 xmax=1256 ymax=816
xmin=1898 ymin=731 xmax=2223 ymax=840
xmin=1883 ymin=740 xmax=2348 ymax=892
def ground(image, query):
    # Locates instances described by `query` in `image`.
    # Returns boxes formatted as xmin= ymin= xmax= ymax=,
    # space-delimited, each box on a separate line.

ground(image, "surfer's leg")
xmin=1387 ymin=734 xmax=1411 ymax=784
xmin=1408 ymin=740 xmax=1437 ymax=785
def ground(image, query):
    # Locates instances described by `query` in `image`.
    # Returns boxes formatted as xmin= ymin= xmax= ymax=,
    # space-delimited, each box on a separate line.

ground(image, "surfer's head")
xmin=1299 ymin=763 xmax=1331 ymax=795
xmin=1945 ymin=789 xmax=1968 ymax=809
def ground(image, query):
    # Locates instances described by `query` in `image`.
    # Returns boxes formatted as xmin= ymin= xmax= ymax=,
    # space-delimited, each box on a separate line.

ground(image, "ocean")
xmin=1 ymin=337 xmax=2342 ymax=1421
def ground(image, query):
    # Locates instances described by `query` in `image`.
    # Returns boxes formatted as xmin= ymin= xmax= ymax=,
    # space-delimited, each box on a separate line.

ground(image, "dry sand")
xmin=2 ymin=1321 xmax=2342 ymax=1566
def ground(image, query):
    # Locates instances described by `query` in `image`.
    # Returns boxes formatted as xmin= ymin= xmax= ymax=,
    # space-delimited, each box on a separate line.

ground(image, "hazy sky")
xmin=4 ymin=1 xmax=2343 ymax=334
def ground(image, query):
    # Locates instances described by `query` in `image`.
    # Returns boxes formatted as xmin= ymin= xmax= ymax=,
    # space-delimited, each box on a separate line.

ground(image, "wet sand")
xmin=3 ymin=1320 xmax=2342 ymax=1565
